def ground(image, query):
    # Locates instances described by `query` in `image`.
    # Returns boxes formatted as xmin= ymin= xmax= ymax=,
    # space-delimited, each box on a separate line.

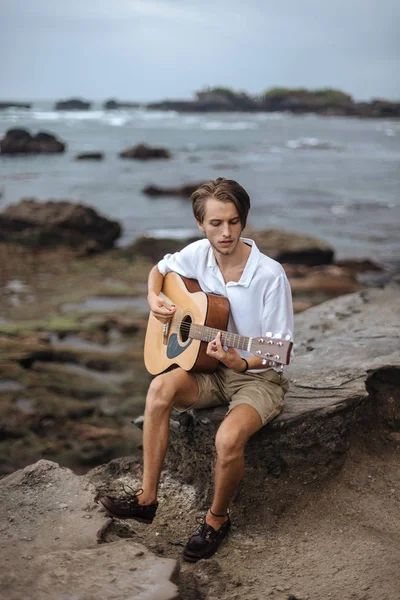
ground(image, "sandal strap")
xmin=210 ymin=507 xmax=229 ymax=518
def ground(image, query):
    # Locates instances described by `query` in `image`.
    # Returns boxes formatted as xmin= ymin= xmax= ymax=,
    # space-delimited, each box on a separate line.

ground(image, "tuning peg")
xmin=274 ymin=354 xmax=280 ymax=360
xmin=266 ymin=331 xmax=272 ymax=338
xmin=274 ymin=333 xmax=282 ymax=339
xmin=262 ymin=359 xmax=267 ymax=365
xmin=270 ymin=361 xmax=276 ymax=367
xmin=277 ymin=341 xmax=283 ymax=347
xmin=285 ymin=335 xmax=291 ymax=341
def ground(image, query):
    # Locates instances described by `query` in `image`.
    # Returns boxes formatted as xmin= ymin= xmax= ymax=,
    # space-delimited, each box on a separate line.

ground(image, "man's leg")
xmin=100 ymin=368 xmax=198 ymax=518
xmin=207 ymin=403 xmax=263 ymax=528
xmin=138 ymin=368 xmax=199 ymax=505
xmin=183 ymin=403 xmax=262 ymax=561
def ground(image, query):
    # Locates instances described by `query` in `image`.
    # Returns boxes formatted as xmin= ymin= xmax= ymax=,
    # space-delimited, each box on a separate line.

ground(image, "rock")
xmin=124 ymin=234 xmax=200 ymax=263
xmin=249 ymin=228 xmax=335 ymax=266
xmin=288 ymin=265 xmax=362 ymax=296
xmin=119 ymin=143 xmax=171 ymax=160
xmin=104 ymin=99 xmax=140 ymax=109
xmin=54 ymin=98 xmax=91 ymax=110
xmin=142 ymin=183 xmax=202 ymax=198
xmin=0 ymin=128 xmax=66 ymax=155
xmin=0 ymin=199 xmax=121 ymax=250
xmin=0 ymin=102 xmax=31 ymax=110
xmin=75 ymin=152 xmax=104 ymax=160
xmin=164 ymin=285 xmax=400 ymax=501
xmin=0 ymin=460 xmax=180 ymax=600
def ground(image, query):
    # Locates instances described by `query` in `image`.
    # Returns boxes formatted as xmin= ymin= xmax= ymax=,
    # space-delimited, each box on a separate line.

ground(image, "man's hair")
xmin=191 ymin=178 xmax=251 ymax=229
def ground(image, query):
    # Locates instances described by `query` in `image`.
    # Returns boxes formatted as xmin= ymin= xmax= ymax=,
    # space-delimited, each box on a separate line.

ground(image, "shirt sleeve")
xmin=262 ymin=273 xmax=295 ymax=359
xmin=157 ymin=242 xmax=199 ymax=278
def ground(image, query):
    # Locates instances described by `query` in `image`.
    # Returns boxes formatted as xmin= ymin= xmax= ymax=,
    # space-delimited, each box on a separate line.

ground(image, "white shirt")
xmin=157 ymin=237 xmax=294 ymax=372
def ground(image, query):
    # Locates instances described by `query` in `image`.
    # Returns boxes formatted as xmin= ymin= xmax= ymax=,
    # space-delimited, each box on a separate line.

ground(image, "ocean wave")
xmin=202 ymin=120 xmax=258 ymax=131
xmin=145 ymin=228 xmax=198 ymax=239
xmin=286 ymin=137 xmax=341 ymax=150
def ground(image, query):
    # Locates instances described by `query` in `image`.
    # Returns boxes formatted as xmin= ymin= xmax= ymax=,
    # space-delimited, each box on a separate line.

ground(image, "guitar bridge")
xmin=162 ymin=322 xmax=171 ymax=345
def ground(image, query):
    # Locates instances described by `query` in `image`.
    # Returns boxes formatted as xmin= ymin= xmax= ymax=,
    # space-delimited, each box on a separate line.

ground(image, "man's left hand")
xmin=206 ymin=331 xmax=245 ymax=371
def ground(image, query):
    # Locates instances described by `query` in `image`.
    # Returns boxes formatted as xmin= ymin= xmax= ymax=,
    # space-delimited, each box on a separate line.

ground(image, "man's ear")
xmin=196 ymin=219 xmax=205 ymax=233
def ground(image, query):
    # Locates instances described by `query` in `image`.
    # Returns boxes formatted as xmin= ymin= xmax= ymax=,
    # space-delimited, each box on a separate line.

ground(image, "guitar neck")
xmin=189 ymin=324 xmax=251 ymax=352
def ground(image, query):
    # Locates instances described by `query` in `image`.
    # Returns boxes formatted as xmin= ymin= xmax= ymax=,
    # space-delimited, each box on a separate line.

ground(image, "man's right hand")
xmin=148 ymin=293 xmax=176 ymax=324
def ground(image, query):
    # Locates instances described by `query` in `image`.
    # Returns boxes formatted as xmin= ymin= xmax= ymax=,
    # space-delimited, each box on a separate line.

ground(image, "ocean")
xmin=0 ymin=103 xmax=399 ymax=267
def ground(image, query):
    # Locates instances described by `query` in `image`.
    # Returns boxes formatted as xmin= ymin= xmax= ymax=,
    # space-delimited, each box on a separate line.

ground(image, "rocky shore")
xmin=0 ymin=198 xmax=393 ymax=478
xmin=0 ymin=283 xmax=398 ymax=599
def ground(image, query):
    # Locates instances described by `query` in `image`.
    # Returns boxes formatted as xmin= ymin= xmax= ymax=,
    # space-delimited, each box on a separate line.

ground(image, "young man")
xmin=100 ymin=178 xmax=294 ymax=562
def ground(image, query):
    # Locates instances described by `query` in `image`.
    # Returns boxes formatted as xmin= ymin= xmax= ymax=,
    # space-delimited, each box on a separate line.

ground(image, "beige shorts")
xmin=175 ymin=364 xmax=289 ymax=426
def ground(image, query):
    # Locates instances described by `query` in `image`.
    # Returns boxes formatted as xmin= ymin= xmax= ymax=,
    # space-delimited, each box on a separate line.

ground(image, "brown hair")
xmin=191 ymin=177 xmax=251 ymax=229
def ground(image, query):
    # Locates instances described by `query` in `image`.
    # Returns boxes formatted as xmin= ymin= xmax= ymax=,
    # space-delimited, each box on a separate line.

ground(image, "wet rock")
xmin=0 ymin=460 xmax=180 ymax=600
xmin=250 ymin=228 xmax=335 ymax=266
xmin=0 ymin=128 xmax=66 ymax=155
xmin=119 ymin=143 xmax=171 ymax=160
xmin=54 ymin=98 xmax=91 ymax=110
xmin=75 ymin=152 xmax=104 ymax=160
xmin=142 ymin=183 xmax=203 ymax=198
xmin=0 ymin=199 xmax=121 ymax=250
xmin=125 ymin=234 xmax=200 ymax=263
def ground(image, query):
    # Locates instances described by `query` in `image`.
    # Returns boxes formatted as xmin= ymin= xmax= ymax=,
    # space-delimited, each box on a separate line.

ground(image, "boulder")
xmin=0 ymin=128 xmax=66 ymax=155
xmin=54 ymin=98 xmax=91 ymax=110
xmin=75 ymin=152 xmax=104 ymax=160
xmin=249 ymin=228 xmax=335 ymax=266
xmin=164 ymin=285 xmax=400 ymax=501
xmin=142 ymin=183 xmax=202 ymax=197
xmin=0 ymin=199 xmax=121 ymax=251
xmin=0 ymin=460 xmax=179 ymax=600
xmin=119 ymin=143 xmax=171 ymax=160
xmin=123 ymin=234 xmax=200 ymax=263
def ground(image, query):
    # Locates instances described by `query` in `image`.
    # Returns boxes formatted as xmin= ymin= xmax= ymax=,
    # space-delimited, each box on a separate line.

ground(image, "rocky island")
xmin=147 ymin=87 xmax=400 ymax=118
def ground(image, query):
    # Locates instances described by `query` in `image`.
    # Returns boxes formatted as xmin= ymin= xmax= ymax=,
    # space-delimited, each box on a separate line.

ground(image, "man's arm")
xmin=147 ymin=265 xmax=176 ymax=324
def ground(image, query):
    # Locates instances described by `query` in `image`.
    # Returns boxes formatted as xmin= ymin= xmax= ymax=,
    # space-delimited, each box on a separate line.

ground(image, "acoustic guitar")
xmin=144 ymin=272 xmax=292 ymax=375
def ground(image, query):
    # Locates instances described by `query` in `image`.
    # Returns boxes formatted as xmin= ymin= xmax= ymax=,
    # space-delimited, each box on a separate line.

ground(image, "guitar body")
xmin=144 ymin=272 xmax=229 ymax=375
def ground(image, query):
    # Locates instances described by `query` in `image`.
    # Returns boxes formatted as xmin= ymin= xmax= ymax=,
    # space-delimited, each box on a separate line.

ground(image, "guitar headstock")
xmin=249 ymin=333 xmax=292 ymax=366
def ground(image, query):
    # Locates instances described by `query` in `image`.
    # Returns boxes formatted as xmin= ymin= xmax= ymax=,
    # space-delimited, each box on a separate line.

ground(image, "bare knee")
xmin=215 ymin=428 xmax=244 ymax=464
xmin=146 ymin=375 xmax=175 ymax=413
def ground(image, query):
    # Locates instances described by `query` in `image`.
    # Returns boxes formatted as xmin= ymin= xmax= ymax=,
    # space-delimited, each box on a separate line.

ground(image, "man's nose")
xmin=222 ymin=224 xmax=231 ymax=237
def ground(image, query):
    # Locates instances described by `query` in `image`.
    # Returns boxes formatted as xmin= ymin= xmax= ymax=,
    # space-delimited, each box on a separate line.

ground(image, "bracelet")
xmin=240 ymin=358 xmax=249 ymax=373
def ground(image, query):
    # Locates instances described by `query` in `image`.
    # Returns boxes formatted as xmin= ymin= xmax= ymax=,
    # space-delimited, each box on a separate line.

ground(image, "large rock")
xmin=55 ymin=98 xmax=91 ymax=110
xmin=0 ymin=199 xmax=121 ymax=251
xmin=0 ymin=460 xmax=179 ymax=600
xmin=250 ymin=228 xmax=335 ymax=265
xmin=0 ymin=128 xmax=66 ymax=155
xmin=142 ymin=183 xmax=202 ymax=198
xmin=119 ymin=143 xmax=171 ymax=160
xmin=164 ymin=285 xmax=400 ymax=500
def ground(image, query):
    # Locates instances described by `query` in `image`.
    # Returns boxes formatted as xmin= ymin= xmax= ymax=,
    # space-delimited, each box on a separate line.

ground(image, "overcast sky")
xmin=1 ymin=0 xmax=399 ymax=102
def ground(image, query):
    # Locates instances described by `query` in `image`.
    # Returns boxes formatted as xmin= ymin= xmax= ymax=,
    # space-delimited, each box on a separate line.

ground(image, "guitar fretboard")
xmin=189 ymin=324 xmax=251 ymax=351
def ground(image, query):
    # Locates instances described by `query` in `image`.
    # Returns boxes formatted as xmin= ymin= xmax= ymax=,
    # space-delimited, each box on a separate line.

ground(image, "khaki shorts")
xmin=175 ymin=364 xmax=289 ymax=426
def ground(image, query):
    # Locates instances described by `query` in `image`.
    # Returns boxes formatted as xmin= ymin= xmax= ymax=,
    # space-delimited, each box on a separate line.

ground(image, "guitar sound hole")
xmin=180 ymin=316 xmax=192 ymax=342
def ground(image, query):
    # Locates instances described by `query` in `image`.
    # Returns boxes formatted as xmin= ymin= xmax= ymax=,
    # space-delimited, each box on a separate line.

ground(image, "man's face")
xmin=197 ymin=197 xmax=243 ymax=256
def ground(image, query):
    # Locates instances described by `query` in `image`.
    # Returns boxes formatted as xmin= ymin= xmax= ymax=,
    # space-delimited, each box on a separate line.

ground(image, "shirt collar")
xmin=206 ymin=237 xmax=260 ymax=288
